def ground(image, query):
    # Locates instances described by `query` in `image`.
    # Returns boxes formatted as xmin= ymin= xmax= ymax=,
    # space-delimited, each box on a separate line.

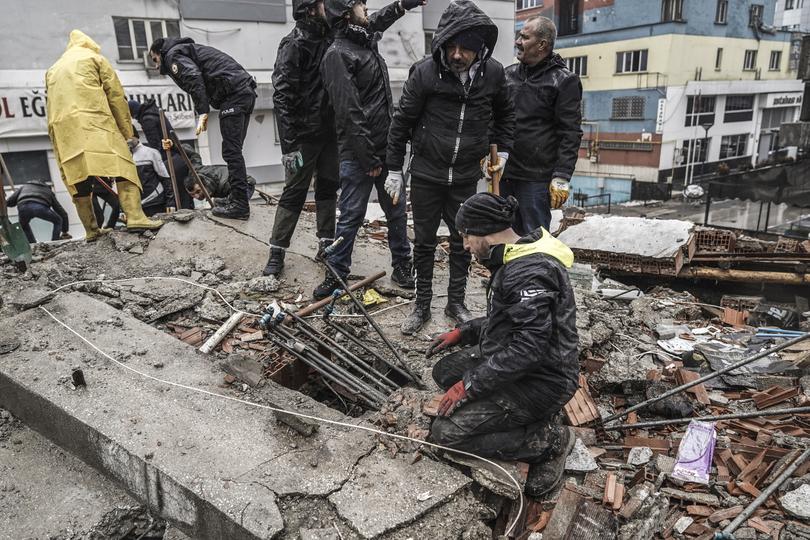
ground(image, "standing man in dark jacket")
xmin=502 ymin=16 xmax=582 ymax=234
xmin=426 ymin=193 xmax=579 ymax=498
xmin=264 ymin=0 xmax=339 ymax=277
xmin=7 ymin=180 xmax=71 ymax=243
xmin=386 ymin=0 xmax=514 ymax=334
xmin=312 ymin=0 xmax=423 ymax=299
xmin=149 ymin=37 xmax=257 ymax=220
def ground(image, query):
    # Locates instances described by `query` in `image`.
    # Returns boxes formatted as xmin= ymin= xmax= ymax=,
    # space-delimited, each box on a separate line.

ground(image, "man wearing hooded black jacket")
xmin=149 ymin=37 xmax=256 ymax=220
xmin=311 ymin=0 xmax=423 ymax=300
xmin=502 ymin=16 xmax=583 ymax=234
xmin=263 ymin=0 xmax=339 ymax=277
xmin=385 ymin=0 xmax=514 ymax=335
xmin=426 ymin=192 xmax=579 ymax=498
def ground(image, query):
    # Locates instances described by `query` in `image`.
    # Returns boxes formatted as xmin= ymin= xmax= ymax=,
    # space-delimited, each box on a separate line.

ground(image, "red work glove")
xmin=438 ymin=380 xmax=468 ymax=416
xmin=425 ymin=328 xmax=462 ymax=358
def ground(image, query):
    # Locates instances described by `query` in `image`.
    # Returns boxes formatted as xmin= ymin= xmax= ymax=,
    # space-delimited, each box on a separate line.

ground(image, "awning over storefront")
xmin=708 ymin=159 xmax=810 ymax=208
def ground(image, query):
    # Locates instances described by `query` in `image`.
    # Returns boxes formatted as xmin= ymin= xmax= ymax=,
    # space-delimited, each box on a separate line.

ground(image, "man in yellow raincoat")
xmin=46 ymin=30 xmax=162 ymax=240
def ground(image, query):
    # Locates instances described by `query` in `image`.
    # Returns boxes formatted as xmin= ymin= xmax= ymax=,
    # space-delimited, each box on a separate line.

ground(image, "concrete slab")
xmin=328 ymin=451 xmax=472 ymax=538
xmin=557 ymin=215 xmax=693 ymax=258
xmin=0 ymin=422 xmax=137 ymax=539
xmin=0 ymin=293 xmax=372 ymax=539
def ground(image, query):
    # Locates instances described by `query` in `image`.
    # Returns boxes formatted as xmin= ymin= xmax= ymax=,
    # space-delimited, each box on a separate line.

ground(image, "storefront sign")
xmin=765 ymin=92 xmax=803 ymax=108
xmin=0 ymin=85 xmax=195 ymax=138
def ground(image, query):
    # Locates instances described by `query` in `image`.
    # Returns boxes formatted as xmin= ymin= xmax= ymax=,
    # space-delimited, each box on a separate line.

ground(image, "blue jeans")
xmin=500 ymin=178 xmax=551 ymax=235
xmin=17 ymin=201 xmax=62 ymax=243
xmin=327 ymin=160 xmax=410 ymax=277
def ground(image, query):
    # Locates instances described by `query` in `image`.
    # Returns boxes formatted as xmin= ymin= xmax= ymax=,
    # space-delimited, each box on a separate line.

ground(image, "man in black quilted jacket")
xmin=311 ymin=0 xmax=424 ymax=300
xmin=426 ymin=192 xmax=579 ymax=498
xmin=149 ymin=37 xmax=256 ymax=220
xmin=385 ymin=0 xmax=514 ymax=335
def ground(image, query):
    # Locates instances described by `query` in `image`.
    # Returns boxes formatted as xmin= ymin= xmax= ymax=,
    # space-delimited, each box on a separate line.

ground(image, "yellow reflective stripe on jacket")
xmin=502 ymin=228 xmax=575 ymax=268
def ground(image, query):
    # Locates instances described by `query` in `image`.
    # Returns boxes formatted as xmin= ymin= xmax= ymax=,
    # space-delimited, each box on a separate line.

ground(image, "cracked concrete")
xmin=0 ymin=291 xmax=480 ymax=538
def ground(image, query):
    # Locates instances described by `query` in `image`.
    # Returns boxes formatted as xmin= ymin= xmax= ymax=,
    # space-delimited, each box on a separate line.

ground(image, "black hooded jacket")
xmin=457 ymin=227 xmax=579 ymax=417
xmin=273 ymin=17 xmax=334 ymax=154
xmin=320 ymin=0 xmax=405 ymax=171
xmin=132 ymin=99 xmax=175 ymax=160
xmin=387 ymin=0 xmax=514 ymax=185
xmin=158 ymin=37 xmax=254 ymax=115
xmin=7 ymin=180 xmax=69 ymax=233
xmin=504 ymin=53 xmax=583 ymax=183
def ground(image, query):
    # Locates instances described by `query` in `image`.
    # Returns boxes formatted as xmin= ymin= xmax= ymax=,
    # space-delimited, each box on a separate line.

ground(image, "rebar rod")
xmin=325 ymin=318 xmax=414 ymax=383
xmin=603 ymin=332 xmax=810 ymax=424
xmin=271 ymin=324 xmax=388 ymax=405
xmin=286 ymin=310 xmax=399 ymax=393
xmin=605 ymin=406 xmax=810 ymax=431
xmin=321 ymin=238 xmax=424 ymax=387
xmin=718 ymin=447 xmax=810 ymax=538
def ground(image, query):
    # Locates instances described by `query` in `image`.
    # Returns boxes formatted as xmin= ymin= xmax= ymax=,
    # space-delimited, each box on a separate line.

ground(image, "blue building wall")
xmin=581 ymin=88 xmax=662 ymax=134
xmin=570 ymin=175 xmax=633 ymax=204
xmin=558 ymin=0 xmax=787 ymax=49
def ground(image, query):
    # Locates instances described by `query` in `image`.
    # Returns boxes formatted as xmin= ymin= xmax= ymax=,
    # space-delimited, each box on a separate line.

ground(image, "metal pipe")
xmin=605 ymin=406 xmax=810 ymax=431
xmin=270 ymin=324 xmax=388 ymax=405
xmin=265 ymin=331 xmax=381 ymax=408
xmin=717 ymin=447 xmax=810 ymax=538
xmin=293 ymin=271 xmax=386 ymax=319
xmin=321 ymin=237 xmax=424 ymax=388
xmin=286 ymin=310 xmax=400 ymax=393
xmin=603 ymin=332 xmax=810 ymax=424
xmin=325 ymin=318 xmax=414 ymax=383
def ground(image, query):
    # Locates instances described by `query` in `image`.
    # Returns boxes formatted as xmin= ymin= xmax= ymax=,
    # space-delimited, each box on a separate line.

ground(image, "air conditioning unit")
xmin=641 ymin=132 xmax=652 ymax=142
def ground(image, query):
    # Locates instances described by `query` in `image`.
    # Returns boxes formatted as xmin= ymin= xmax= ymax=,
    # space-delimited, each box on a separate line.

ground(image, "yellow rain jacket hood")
xmin=46 ymin=30 xmax=139 ymax=194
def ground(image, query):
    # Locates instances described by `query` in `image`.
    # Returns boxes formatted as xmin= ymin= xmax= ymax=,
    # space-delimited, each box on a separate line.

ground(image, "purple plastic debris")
xmin=672 ymin=420 xmax=716 ymax=485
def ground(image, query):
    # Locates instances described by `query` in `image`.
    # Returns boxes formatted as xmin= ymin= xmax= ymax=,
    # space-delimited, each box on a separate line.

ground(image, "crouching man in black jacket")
xmin=426 ymin=192 xmax=579 ymax=498
xmin=312 ymin=0 xmax=424 ymax=299
xmin=149 ymin=37 xmax=256 ymax=220
xmin=386 ymin=0 xmax=514 ymax=334
xmin=7 ymin=180 xmax=70 ymax=243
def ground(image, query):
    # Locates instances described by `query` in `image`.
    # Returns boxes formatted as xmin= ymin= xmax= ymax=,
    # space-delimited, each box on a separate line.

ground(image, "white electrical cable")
xmin=40 ymin=279 xmax=525 ymax=535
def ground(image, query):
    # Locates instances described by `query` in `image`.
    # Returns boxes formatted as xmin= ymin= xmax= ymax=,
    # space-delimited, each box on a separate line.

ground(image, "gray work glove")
xmin=384 ymin=169 xmax=404 ymax=205
xmin=282 ymin=150 xmax=304 ymax=176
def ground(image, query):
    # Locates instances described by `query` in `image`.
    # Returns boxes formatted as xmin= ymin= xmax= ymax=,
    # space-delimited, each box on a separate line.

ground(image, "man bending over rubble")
xmin=426 ymin=192 xmax=580 ymax=498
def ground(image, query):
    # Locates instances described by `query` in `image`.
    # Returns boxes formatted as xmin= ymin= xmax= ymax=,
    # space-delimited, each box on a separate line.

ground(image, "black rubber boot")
xmin=445 ymin=301 xmax=472 ymax=324
xmin=391 ymin=259 xmax=415 ymax=289
xmin=263 ymin=247 xmax=286 ymax=277
xmin=313 ymin=269 xmax=342 ymax=300
xmin=401 ymin=304 xmax=432 ymax=335
xmin=212 ymin=198 xmax=250 ymax=220
xmin=524 ymin=423 xmax=575 ymax=499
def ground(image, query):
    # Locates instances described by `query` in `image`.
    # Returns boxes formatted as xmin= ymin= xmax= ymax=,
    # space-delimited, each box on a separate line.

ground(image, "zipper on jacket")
xmin=447 ymin=63 xmax=483 ymax=184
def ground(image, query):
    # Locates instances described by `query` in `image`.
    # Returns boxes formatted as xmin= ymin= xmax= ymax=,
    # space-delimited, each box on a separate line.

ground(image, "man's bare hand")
xmin=368 ymin=166 xmax=383 ymax=177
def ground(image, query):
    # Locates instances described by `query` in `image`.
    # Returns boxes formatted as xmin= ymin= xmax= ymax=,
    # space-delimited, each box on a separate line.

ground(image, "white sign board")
xmin=655 ymin=98 xmax=666 ymax=134
xmin=765 ymin=92 xmax=803 ymax=108
xmin=0 ymin=85 xmax=195 ymax=138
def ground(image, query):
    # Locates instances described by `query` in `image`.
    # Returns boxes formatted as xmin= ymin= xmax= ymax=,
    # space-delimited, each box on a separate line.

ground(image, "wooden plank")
xmin=544 ymin=487 xmax=583 ymax=540
xmin=708 ymin=505 xmax=743 ymax=524
xmin=603 ymin=473 xmax=616 ymax=506
xmin=612 ymin=483 xmax=624 ymax=511
xmin=737 ymin=449 xmax=767 ymax=484
xmin=686 ymin=505 xmax=714 ymax=517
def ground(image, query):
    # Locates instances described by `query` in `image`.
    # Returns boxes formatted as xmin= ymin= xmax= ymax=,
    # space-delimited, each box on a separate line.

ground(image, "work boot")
xmin=445 ymin=300 xmax=472 ymax=324
xmin=391 ymin=259 xmax=415 ymax=289
xmin=213 ymin=196 xmax=230 ymax=207
xmin=263 ymin=246 xmax=286 ymax=277
xmin=315 ymin=238 xmax=334 ymax=261
xmin=524 ymin=424 xmax=576 ymax=499
xmin=401 ymin=304 xmax=432 ymax=335
xmin=212 ymin=198 xmax=250 ymax=220
xmin=313 ymin=269 xmax=342 ymax=300
xmin=73 ymin=196 xmax=108 ymax=242
xmin=117 ymin=180 xmax=163 ymax=231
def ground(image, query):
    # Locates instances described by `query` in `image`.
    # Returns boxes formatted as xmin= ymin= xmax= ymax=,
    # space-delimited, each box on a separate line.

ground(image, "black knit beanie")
xmin=455 ymin=193 xmax=518 ymax=236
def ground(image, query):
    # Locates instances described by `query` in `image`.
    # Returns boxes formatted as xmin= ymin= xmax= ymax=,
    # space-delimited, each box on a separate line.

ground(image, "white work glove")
xmin=549 ymin=177 xmax=570 ymax=209
xmin=195 ymin=113 xmax=209 ymax=135
xmin=384 ymin=170 xmax=404 ymax=205
xmin=481 ymin=151 xmax=509 ymax=180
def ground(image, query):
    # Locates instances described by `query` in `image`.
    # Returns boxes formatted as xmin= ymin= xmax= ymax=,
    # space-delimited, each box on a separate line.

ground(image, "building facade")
xmin=775 ymin=0 xmax=810 ymax=31
xmin=0 ymin=0 xmax=514 ymax=237
xmin=531 ymin=0 xmax=801 ymax=202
